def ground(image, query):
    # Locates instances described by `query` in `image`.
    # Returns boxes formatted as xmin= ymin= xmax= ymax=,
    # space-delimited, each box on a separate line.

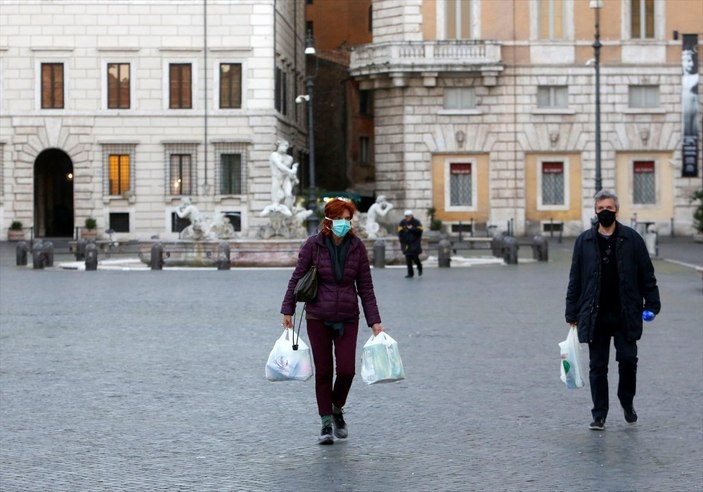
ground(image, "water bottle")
xmin=642 ymin=310 xmax=655 ymax=322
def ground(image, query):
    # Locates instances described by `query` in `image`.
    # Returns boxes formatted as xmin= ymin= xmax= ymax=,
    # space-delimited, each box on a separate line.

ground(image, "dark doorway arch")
xmin=34 ymin=148 xmax=74 ymax=237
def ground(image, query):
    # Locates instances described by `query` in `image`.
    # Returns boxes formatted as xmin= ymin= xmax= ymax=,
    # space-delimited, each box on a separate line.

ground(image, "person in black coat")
xmin=398 ymin=210 xmax=424 ymax=278
xmin=565 ymin=190 xmax=660 ymax=431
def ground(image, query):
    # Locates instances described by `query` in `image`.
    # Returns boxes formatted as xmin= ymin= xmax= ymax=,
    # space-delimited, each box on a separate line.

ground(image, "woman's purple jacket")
xmin=281 ymin=233 xmax=382 ymax=326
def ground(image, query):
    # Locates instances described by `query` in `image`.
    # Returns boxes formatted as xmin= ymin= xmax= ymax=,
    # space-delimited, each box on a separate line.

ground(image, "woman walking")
xmin=281 ymin=198 xmax=384 ymax=444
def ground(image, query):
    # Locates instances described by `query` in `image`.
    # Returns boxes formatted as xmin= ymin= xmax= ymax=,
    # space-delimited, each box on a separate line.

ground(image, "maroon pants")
xmin=306 ymin=318 xmax=359 ymax=416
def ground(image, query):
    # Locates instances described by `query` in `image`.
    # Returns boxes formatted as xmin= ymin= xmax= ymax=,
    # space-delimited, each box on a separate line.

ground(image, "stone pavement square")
xmin=0 ymin=240 xmax=701 ymax=491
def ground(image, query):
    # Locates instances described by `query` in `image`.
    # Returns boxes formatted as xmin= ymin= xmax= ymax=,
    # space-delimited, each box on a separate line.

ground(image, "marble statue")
xmin=175 ymin=197 xmax=234 ymax=240
xmin=361 ymin=195 xmax=394 ymax=239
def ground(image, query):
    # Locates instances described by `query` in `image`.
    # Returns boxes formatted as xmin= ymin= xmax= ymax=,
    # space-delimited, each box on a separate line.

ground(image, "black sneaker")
xmin=332 ymin=411 xmax=348 ymax=439
xmin=318 ymin=425 xmax=334 ymax=445
xmin=418 ymin=267 xmax=423 ymax=277
xmin=623 ymin=406 xmax=638 ymax=424
xmin=589 ymin=417 xmax=606 ymax=431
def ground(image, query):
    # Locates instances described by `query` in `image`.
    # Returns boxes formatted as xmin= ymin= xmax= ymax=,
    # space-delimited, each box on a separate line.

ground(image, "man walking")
xmin=565 ymin=190 xmax=660 ymax=430
xmin=398 ymin=210 xmax=423 ymax=278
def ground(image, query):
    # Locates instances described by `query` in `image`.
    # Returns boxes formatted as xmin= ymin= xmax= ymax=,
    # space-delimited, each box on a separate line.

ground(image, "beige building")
xmin=0 ymin=0 xmax=308 ymax=240
xmin=350 ymin=0 xmax=702 ymax=236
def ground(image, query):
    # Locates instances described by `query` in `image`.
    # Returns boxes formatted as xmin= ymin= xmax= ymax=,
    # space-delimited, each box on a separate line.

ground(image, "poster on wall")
xmin=681 ymin=34 xmax=699 ymax=178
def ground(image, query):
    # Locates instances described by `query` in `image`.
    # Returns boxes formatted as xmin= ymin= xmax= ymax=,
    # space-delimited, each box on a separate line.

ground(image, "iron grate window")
xmin=449 ymin=163 xmax=472 ymax=206
xmin=164 ymin=143 xmax=198 ymax=196
xmin=633 ymin=161 xmax=656 ymax=204
xmin=542 ymin=162 xmax=565 ymax=205
xmin=102 ymin=144 xmax=136 ymax=197
xmin=214 ymin=143 xmax=248 ymax=196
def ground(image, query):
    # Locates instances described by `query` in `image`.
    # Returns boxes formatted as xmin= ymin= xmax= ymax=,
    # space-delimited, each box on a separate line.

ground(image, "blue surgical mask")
xmin=326 ymin=217 xmax=352 ymax=237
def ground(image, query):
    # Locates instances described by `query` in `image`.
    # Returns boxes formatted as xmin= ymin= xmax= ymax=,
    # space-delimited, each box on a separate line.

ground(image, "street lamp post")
xmin=304 ymin=33 xmax=319 ymax=235
xmin=591 ymin=0 xmax=603 ymax=193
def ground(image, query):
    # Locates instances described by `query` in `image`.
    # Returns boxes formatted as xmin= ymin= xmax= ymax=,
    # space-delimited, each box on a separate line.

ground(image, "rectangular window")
xmin=108 ymin=154 xmax=131 ymax=195
xmin=220 ymin=154 xmax=242 ymax=195
xmin=274 ymin=66 xmax=287 ymax=115
xmin=537 ymin=86 xmax=568 ymax=108
xmin=360 ymin=137 xmax=370 ymax=165
xmin=169 ymin=63 xmax=192 ymax=109
xmin=633 ymin=161 xmax=656 ymax=204
xmin=538 ymin=0 xmax=566 ymax=40
xmin=446 ymin=0 xmax=472 ymax=40
xmin=41 ymin=63 xmax=64 ymax=109
xmin=359 ymin=90 xmax=373 ymax=115
xmin=107 ymin=63 xmax=130 ymax=109
xmin=631 ymin=0 xmax=654 ymax=39
xmin=449 ymin=162 xmax=472 ymax=206
xmin=109 ymin=212 xmax=130 ymax=233
xmin=628 ymin=85 xmax=659 ymax=108
xmin=171 ymin=212 xmax=190 ymax=233
xmin=541 ymin=161 xmax=565 ymax=205
xmin=444 ymin=87 xmax=476 ymax=110
xmin=219 ymin=63 xmax=242 ymax=109
xmin=170 ymin=154 xmax=192 ymax=195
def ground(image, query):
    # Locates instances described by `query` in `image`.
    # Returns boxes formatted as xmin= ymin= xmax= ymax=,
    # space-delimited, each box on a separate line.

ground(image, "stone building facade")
xmin=0 ymin=0 xmax=308 ymax=240
xmin=350 ymin=0 xmax=702 ymax=236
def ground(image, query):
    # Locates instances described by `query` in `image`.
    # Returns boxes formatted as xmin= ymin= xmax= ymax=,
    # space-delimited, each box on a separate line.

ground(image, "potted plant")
xmin=691 ymin=189 xmax=703 ymax=242
xmin=427 ymin=207 xmax=443 ymax=232
xmin=8 ymin=220 xmax=25 ymax=241
xmin=82 ymin=217 xmax=98 ymax=239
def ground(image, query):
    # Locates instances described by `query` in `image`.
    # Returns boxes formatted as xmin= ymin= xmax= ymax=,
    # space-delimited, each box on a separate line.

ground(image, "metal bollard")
xmin=43 ymin=241 xmax=54 ymax=267
xmin=75 ymin=238 xmax=87 ymax=260
xmin=32 ymin=240 xmax=45 ymax=270
xmin=491 ymin=234 xmax=505 ymax=258
xmin=502 ymin=236 xmax=519 ymax=265
xmin=373 ymin=239 xmax=386 ymax=268
xmin=217 ymin=241 xmax=231 ymax=270
xmin=85 ymin=242 xmax=98 ymax=271
xmin=16 ymin=241 xmax=29 ymax=266
xmin=531 ymin=235 xmax=549 ymax=262
xmin=150 ymin=242 xmax=164 ymax=270
xmin=438 ymin=237 xmax=452 ymax=267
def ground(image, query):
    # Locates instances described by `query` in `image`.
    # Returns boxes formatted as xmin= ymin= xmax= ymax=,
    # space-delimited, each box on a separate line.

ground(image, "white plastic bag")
xmin=559 ymin=326 xmax=587 ymax=389
xmin=265 ymin=329 xmax=313 ymax=382
xmin=360 ymin=332 xmax=405 ymax=385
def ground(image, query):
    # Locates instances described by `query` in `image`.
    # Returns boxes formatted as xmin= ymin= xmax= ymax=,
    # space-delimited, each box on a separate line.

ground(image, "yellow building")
xmin=350 ymin=0 xmax=702 ymax=236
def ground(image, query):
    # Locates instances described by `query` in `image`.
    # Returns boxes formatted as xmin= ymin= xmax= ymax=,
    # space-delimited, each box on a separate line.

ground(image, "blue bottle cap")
xmin=642 ymin=310 xmax=655 ymax=322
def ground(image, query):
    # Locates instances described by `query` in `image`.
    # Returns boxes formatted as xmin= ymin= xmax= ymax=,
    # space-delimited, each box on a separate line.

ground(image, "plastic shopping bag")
xmin=559 ymin=326 xmax=587 ymax=389
xmin=360 ymin=332 xmax=405 ymax=385
xmin=265 ymin=329 xmax=313 ymax=382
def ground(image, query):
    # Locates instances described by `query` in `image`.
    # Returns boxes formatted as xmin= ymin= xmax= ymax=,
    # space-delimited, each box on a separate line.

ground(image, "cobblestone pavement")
xmin=1 ymin=239 xmax=701 ymax=491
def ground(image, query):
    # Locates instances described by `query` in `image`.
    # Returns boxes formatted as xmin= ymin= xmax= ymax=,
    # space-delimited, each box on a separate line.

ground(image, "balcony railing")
xmin=350 ymin=40 xmax=502 ymax=78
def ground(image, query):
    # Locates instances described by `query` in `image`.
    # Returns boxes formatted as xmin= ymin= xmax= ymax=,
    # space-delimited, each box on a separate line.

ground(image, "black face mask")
xmin=597 ymin=209 xmax=617 ymax=228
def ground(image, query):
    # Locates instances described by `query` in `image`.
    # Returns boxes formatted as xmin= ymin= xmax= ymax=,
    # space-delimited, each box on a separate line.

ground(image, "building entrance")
xmin=34 ymin=149 xmax=74 ymax=237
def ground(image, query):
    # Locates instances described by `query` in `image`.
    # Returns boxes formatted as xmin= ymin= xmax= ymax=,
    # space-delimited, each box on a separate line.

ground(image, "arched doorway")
xmin=34 ymin=148 xmax=74 ymax=237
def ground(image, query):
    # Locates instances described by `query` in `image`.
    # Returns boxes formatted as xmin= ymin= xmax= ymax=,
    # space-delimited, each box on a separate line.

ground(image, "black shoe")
xmin=418 ymin=268 xmax=423 ymax=277
xmin=318 ymin=425 xmax=334 ymax=445
xmin=589 ymin=417 xmax=606 ymax=431
xmin=405 ymin=274 xmax=414 ymax=278
xmin=332 ymin=411 xmax=348 ymax=439
xmin=623 ymin=406 xmax=638 ymax=424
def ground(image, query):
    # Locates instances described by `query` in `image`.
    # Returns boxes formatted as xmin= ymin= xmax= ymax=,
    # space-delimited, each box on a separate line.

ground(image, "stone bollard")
xmin=373 ymin=239 xmax=386 ymax=268
xmin=85 ymin=242 xmax=98 ymax=271
xmin=502 ymin=236 xmax=519 ymax=265
xmin=644 ymin=225 xmax=658 ymax=257
xmin=43 ymin=241 xmax=54 ymax=267
xmin=217 ymin=241 xmax=231 ymax=270
xmin=491 ymin=234 xmax=505 ymax=258
xmin=150 ymin=242 xmax=164 ymax=270
xmin=32 ymin=240 xmax=45 ymax=270
xmin=438 ymin=237 xmax=452 ymax=268
xmin=16 ymin=240 xmax=29 ymax=266
xmin=531 ymin=235 xmax=549 ymax=262
xmin=75 ymin=238 xmax=87 ymax=260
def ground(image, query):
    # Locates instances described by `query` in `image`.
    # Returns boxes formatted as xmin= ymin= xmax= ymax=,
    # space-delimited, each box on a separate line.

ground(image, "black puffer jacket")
xmin=565 ymin=223 xmax=661 ymax=343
